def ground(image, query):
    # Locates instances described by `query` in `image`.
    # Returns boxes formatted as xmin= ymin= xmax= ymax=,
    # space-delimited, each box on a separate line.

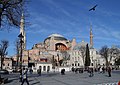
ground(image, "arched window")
xmin=43 ymin=66 xmax=46 ymax=71
xmin=47 ymin=66 xmax=50 ymax=71
xmin=39 ymin=66 xmax=41 ymax=69
xmin=55 ymin=43 xmax=67 ymax=51
xmin=72 ymin=64 xmax=74 ymax=66
xmin=78 ymin=63 xmax=80 ymax=66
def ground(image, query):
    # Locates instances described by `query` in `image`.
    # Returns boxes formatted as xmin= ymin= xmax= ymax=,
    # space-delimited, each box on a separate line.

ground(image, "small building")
xmin=2 ymin=57 xmax=12 ymax=70
xmin=32 ymin=62 xmax=52 ymax=73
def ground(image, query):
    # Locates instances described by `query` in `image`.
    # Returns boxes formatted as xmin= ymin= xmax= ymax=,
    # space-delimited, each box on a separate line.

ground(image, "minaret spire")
xmin=90 ymin=24 xmax=93 ymax=48
xmin=20 ymin=12 xmax=26 ymax=50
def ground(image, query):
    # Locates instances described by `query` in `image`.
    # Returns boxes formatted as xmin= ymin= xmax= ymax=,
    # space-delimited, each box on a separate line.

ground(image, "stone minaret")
xmin=20 ymin=13 xmax=26 ymax=50
xmin=90 ymin=24 xmax=93 ymax=48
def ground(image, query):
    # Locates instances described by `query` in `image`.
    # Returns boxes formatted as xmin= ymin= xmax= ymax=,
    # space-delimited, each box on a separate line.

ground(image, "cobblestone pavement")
xmin=4 ymin=70 xmax=120 ymax=85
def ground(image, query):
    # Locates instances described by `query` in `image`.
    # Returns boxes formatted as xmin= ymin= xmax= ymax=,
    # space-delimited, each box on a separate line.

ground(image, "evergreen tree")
xmin=85 ymin=44 xmax=91 ymax=67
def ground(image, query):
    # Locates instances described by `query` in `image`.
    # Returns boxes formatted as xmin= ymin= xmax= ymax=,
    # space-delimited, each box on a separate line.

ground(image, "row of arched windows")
xmin=72 ymin=63 xmax=80 ymax=66
xmin=72 ymin=57 xmax=81 ymax=61
xmin=39 ymin=66 xmax=50 ymax=71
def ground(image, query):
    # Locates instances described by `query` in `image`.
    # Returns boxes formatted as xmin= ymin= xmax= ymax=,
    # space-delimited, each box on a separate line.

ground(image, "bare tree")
xmin=15 ymin=39 xmax=20 ymax=69
xmin=79 ymin=46 xmax=86 ymax=66
xmin=61 ymin=51 xmax=70 ymax=66
xmin=109 ymin=46 xmax=120 ymax=64
xmin=0 ymin=0 xmax=27 ymax=29
xmin=0 ymin=40 xmax=9 ymax=69
xmin=99 ymin=45 xmax=109 ymax=67
xmin=50 ymin=55 xmax=56 ymax=69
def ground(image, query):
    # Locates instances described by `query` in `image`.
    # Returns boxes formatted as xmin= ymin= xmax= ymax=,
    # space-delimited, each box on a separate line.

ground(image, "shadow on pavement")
xmin=105 ymin=74 xmax=112 ymax=77
xmin=5 ymin=78 xmax=18 ymax=84
xmin=29 ymin=79 xmax=34 ymax=82
xmin=31 ymin=81 xmax=41 ymax=85
xmin=6 ymin=80 xmax=13 ymax=83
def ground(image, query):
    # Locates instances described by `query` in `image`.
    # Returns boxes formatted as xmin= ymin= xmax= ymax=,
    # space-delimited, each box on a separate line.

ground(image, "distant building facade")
xmin=0 ymin=57 xmax=13 ymax=70
xmin=12 ymin=32 xmax=104 ymax=72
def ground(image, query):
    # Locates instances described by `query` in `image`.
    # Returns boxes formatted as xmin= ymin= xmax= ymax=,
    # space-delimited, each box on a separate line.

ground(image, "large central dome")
xmin=45 ymin=33 xmax=67 ymax=41
xmin=48 ymin=34 xmax=64 ymax=38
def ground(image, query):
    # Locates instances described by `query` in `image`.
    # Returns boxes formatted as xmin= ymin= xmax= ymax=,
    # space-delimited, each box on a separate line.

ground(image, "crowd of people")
xmin=71 ymin=65 xmax=112 ymax=77
xmin=19 ymin=65 xmax=113 ymax=85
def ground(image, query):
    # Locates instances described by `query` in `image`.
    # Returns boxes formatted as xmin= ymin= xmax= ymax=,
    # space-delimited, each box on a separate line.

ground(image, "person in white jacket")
xmin=21 ymin=68 xmax=29 ymax=85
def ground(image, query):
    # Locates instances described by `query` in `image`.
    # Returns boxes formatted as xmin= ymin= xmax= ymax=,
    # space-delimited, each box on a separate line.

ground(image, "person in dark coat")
xmin=29 ymin=68 xmax=33 ymax=74
xmin=37 ymin=68 xmax=41 ymax=76
xmin=75 ymin=68 xmax=78 ymax=74
xmin=21 ymin=68 xmax=29 ymax=85
xmin=107 ymin=66 xmax=112 ymax=77
xmin=102 ymin=66 xmax=105 ymax=73
xmin=89 ymin=66 xmax=94 ymax=77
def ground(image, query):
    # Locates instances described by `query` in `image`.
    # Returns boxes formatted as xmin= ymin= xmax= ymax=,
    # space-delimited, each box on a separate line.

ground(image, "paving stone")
xmin=4 ymin=71 xmax=120 ymax=85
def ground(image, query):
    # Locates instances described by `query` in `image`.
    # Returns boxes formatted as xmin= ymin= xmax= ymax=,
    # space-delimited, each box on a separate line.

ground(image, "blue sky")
xmin=0 ymin=0 xmax=120 ymax=56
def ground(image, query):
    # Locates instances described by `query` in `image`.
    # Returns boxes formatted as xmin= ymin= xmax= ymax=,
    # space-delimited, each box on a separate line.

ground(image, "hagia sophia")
xmin=12 ymin=14 xmax=104 ymax=72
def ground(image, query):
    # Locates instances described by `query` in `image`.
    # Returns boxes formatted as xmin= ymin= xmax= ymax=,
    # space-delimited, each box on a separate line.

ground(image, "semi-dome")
xmin=73 ymin=40 xmax=88 ymax=50
xmin=45 ymin=33 xmax=67 ymax=41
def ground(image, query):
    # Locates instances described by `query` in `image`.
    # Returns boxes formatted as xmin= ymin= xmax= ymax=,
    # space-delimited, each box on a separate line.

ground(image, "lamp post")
xmin=0 ymin=44 xmax=2 ymax=70
xmin=57 ymin=51 xmax=60 ymax=66
xmin=28 ymin=50 xmax=29 ymax=68
xmin=18 ymin=33 xmax=24 ymax=82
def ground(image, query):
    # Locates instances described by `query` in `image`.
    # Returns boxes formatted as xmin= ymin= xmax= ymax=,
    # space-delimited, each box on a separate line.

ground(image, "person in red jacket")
xmin=118 ymin=81 xmax=120 ymax=85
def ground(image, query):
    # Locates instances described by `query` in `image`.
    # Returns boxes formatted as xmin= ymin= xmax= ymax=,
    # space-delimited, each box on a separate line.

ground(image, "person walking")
xmin=29 ymin=68 xmax=33 ymax=74
xmin=37 ymin=68 xmax=41 ymax=76
xmin=102 ymin=66 xmax=105 ymax=73
xmin=21 ymin=68 xmax=29 ymax=85
xmin=107 ymin=66 xmax=112 ymax=77
xmin=99 ymin=67 xmax=102 ymax=73
xmin=89 ymin=66 xmax=94 ymax=77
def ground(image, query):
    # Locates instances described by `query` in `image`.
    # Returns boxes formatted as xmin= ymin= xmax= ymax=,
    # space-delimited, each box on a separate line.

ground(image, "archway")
xmin=55 ymin=43 xmax=68 ymax=51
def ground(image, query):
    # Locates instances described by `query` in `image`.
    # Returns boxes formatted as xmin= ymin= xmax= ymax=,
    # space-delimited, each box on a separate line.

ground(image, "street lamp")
xmin=0 ymin=44 xmax=2 ymax=70
xmin=57 ymin=51 xmax=60 ymax=66
xmin=18 ymin=33 xmax=24 ymax=82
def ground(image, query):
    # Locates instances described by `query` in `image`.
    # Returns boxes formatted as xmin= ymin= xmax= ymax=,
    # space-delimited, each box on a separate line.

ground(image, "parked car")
xmin=0 ymin=69 xmax=9 ymax=74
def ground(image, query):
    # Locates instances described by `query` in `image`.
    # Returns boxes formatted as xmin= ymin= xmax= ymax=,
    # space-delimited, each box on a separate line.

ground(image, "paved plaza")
xmin=4 ymin=70 xmax=120 ymax=85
